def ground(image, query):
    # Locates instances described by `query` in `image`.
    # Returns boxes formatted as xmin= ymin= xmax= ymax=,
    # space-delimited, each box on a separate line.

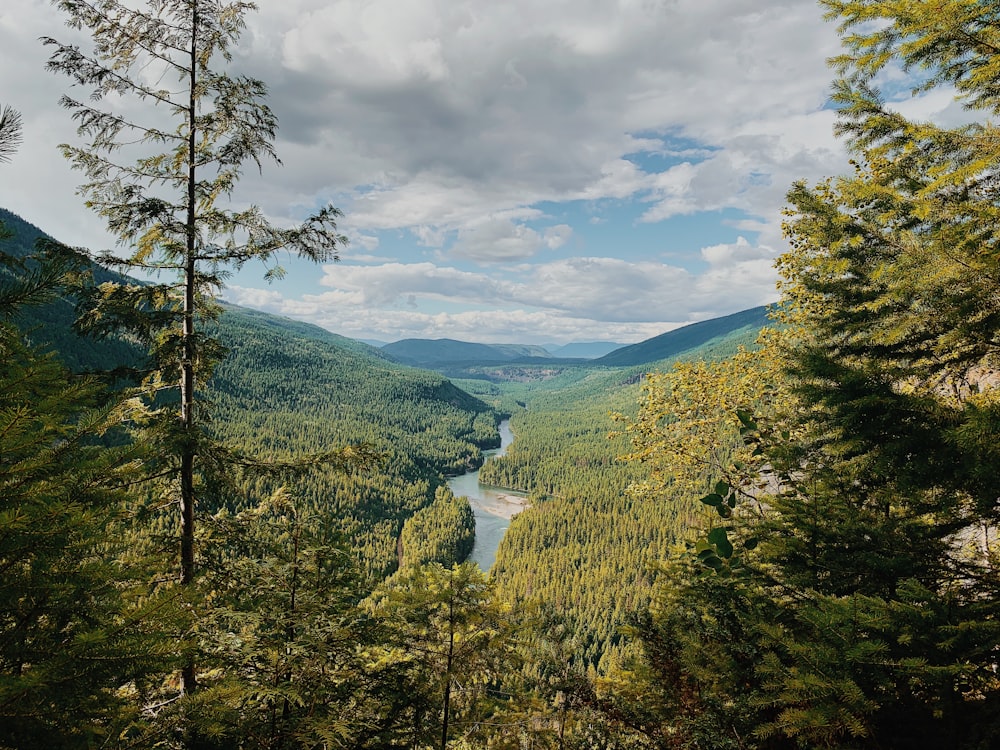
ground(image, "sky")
xmin=0 ymin=0 xmax=962 ymax=345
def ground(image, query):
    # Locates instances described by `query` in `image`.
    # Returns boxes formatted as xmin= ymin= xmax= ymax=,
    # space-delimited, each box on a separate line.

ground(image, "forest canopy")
xmin=613 ymin=2 xmax=1000 ymax=747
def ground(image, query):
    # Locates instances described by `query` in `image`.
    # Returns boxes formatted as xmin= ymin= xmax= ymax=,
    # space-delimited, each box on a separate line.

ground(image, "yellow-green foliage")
xmin=484 ymin=331 xmax=763 ymax=669
xmin=399 ymin=486 xmax=476 ymax=569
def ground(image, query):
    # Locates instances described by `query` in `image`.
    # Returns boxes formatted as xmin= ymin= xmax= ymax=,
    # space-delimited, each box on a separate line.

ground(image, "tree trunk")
xmin=441 ymin=590 xmax=455 ymax=750
xmin=179 ymin=0 xmax=199 ymax=697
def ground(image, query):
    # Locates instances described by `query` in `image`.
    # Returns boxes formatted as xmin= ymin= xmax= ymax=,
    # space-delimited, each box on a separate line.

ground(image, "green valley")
xmin=6 ymin=0 xmax=1000 ymax=747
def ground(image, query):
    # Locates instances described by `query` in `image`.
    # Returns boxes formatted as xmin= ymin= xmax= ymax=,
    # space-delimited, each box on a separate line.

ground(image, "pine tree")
xmin=155 ymin=489 xmax=377 ymax=749
xmin=0 ymin=223 xmax=171 ymax=746
xmin=620 ymin=5 xmax=1000 ymax=745
xmin=368 ymin=562 xmax=518 ymax=749
xmin=0 ymin=101 xmax=21 ymax=243
xmin=44 ymin=0 xmax=347 ymax=696
xmin=0 ymin=103 xmax=21 ymax=166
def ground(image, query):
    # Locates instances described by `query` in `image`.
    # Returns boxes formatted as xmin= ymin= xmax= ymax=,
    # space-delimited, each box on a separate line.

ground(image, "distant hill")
xmin=594 ymin=306 xmax=771 ymax=367
xmin=382 ymin=338 xmax=553 ymax=366
xmin=378 ymin=308 xmax=771 ymax=382
xmin=0 ymin=208 xmax=145 ymax=372
xmin=381 ymin=309 xmax=771 ymax=373
xmin=548 ymin=341 xmax=626 ymax=359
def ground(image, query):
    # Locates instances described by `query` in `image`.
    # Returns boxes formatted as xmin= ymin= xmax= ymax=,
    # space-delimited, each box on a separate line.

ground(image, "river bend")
xmin=448 ymin=420 xmax=526 ymax=571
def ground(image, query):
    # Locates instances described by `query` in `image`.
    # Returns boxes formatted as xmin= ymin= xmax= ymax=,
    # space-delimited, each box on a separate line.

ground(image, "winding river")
xmin=448 ymin=419 xmax=527 ymax=571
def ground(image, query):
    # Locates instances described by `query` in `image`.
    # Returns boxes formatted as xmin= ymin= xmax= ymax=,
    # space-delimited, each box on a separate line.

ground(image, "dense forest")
xmin=0 ymin=207 xmax=499 ymax=580
xmin=5 ymin=0 xmax=1000 ymax=748
xmin=470 ymin=331 xmax=759 ymax=673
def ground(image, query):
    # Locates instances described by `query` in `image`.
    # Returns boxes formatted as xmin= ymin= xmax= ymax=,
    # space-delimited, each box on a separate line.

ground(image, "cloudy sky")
xmin=0 ymin=0 xmax=948 ymax=345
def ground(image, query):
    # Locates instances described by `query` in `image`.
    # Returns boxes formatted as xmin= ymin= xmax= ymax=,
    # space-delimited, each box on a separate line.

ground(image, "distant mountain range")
xmin=593 ymin=306 xmax=771 ymax=367
xmin=381 ymin=339 xmax=552 ymax=367
xmin=378 ymin=307 xmax=771 ymax=372
xmin=546 ymin=341 xmax=625 ymax=359
xmin=379 ymin=339 xmax=626 ymax=363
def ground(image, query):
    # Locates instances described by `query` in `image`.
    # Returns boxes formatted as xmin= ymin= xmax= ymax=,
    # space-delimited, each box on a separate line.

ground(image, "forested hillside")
xmin=594 ymin=305 xmax=770 ymax=367
xmin=382 ymin=337 xmax=552 ymax=366
xmin=0 ymin=208 xmax=140 ymax=371
xmin=208 ymin=308 xmax=499 ymax=576
xmin=0 ymin=207 xmax=499 ymax=577
xmin=474 ymin=327 xmax=763 ymax=670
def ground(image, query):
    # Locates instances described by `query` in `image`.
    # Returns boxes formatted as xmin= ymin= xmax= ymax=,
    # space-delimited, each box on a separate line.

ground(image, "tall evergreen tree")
xmin=368 ymin=562 xmax=518 ymax=749
xmin=44 ymin=0 xmax=347 ymax=696
xmin=158 ymin=489 xmax=378 ymax=749
xmin=0 ymin=102 xmax=21 ymax=244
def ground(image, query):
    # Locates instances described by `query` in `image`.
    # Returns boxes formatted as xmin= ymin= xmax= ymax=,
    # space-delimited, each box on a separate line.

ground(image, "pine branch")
xmin=0 ymin=105 xmax=23 ymax=164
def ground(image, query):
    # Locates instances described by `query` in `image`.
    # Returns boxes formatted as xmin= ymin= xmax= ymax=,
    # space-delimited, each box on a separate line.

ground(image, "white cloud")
xmin=543 ymin=225 xmax=573 ymax=249
xmin=450 ymin=218 xmax=574 ymax=262
xmin=234 ymin=0 xmax=846 ymax=243
xmin=693 ymin=237 xmax=782 ymax=312
xmin=350 ymin=233 xmax=381 ymax=252
xmin=226 ymin=239 xmax=782 ymax=343
xmin=0 ymin=0 xmax=913 ymax=344
xmin=700 ymin=235 xmax=771 ymax=266
xmin=316 ymin=262 xmax=510 ymax=306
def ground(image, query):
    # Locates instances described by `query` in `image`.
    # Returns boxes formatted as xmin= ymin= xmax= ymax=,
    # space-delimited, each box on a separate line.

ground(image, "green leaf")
xmin=744 ymin=537 xmax=759 ymax=550
xmin=736 ymin=409 xmax=757 ymax=430
xmin=714 ymin=480 xmax=730 ymax=497
xmin=708 ymin=527 xmax=734 ymax=559
xmin=700 ymin=493 xmax=724 ymax=507
xmin=702 ymin=555 xmax=725 ymax=570
xmin=706 ymin=527 xmax=728 ymax=545
xmin=708 ymin=526 xmax=733 ymax=560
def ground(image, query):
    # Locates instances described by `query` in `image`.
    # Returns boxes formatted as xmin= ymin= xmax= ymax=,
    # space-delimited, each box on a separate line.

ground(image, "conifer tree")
xmin=161 ymin=489 xmax=377 ymax=749
xmin=0 ymin=102 xmax=21 ymax=243
xmin=0 ymin=202 xmax=168 ymax=746
xmin=369 ymin=562 xmax=518 ymax=750
xmin=44 ymin=0 xmax=347 ymax=696
xmin=620 ymin=4 xmax=1000 ymax=746
xmin=0 ymin=103 xmax=21 ymax=166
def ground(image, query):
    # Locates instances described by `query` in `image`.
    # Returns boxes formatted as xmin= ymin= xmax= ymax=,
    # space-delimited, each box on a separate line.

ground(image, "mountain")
xmin=547 ymin=341 xmax=626 ymax=359
xmin=382 ymin=338 xmax=553 ymax=366
xmin=0 ymin=207 xmax=500 ymax=576
xmin=594 ymin=305 xmax=771 ymax=367
xmin=381 ymin=308 xmax=771 ymax=373
xmin=378 ymin=308 xmax=771 ymax=383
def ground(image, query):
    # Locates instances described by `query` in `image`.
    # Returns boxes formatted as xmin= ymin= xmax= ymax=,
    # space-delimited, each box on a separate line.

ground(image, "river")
xmin=448 ymin=419 xmax=527 ymax=571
